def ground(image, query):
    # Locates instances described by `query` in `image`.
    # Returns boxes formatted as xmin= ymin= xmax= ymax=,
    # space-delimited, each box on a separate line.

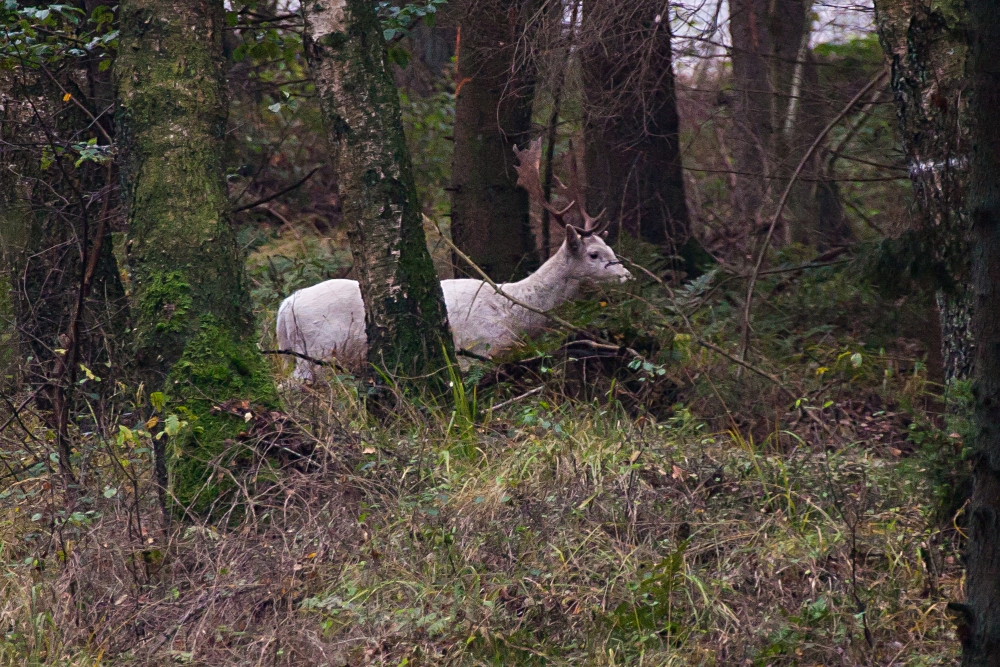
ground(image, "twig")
xmin=456 ymin=348 xmax=492 ymax=363
xmin=739 ymin=68 xmax=889 ymax=362
xmin=696 ymin=340 xmax=834 ymax=435
xmin=695 ymin=340 xmax=795 ymax=400
xmin=491 ymin=386 xmax=544 ymax=411
xmin=260 ymin=349 xmax=348 ymax=373
xmin=146 ymin=591 xmax=214 ymax=656
xmin=232 ymin=167 xmax=321 ymax=212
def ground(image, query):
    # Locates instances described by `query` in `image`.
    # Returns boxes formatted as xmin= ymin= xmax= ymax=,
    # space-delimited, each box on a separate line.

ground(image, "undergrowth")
xmin=0 ymin=247 xmax=965 ymax=665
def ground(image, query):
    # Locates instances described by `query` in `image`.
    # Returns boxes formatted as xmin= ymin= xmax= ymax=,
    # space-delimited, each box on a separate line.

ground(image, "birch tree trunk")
xmin=449 ymin=0 xmax=539 ymax=282
xmin=874 ymin=0 xmax=973 ymax=384
xmin=581 ymin=0 xmax=700 ymax=274
xmin=303 ymin=0 xmax=454 ymax=385
xmin=115 ymin=0 xmax=277 ymax=511
xmin=956 ymin=0 xmax=1000 ymax=660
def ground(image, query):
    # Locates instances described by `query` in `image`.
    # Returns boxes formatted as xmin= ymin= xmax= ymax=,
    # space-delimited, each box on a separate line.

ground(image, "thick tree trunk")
xmin=874 ymin=0 xmax=972 ymax=384
xmin=582 ymin=0 xmax=701 ymax=275
xmin=727 ymin=0 xmax=811 ymax=244
xmin=957 ymin=0 xmax=1000 ymax=661
xmin=115 ymin=0 xmax=277 ymax=511
xmin=449 ymin=0 xmax=539 ymax=282
xmin=303 ymin=0 xmax=454 ymax=384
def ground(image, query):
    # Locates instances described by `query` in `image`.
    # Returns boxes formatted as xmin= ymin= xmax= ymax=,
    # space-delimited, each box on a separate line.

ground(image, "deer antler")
xmin=513 ymin=138 xmax=607 ymax=237
xmin=563 ymin=139 xmax=608 ymax=236
xmin=513 ymin=139 xmax=575 ymax=226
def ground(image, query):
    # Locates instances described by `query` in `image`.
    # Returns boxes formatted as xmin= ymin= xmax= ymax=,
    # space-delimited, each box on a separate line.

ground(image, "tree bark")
xmin=874 ymin=0 xmax=972 ymax=384
xmin=303 ymin=0 xmax=454 ymax=385
xmin=115 ymin=0 xmax=277 ymax=511
xmin=727 ymin=0 xmax=811 ymax=244
xmin=956 ymin=0 xmax=1000 ymax=661
xmin=448 ymin=0 xmax=540 ymax=282
xmin=581 ymin=0 xmax=700 ymax=275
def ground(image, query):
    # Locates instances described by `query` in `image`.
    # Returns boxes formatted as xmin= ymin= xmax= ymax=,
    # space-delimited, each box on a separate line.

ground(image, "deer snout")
xmin=619 ymin=268 xmax=633 ymax=282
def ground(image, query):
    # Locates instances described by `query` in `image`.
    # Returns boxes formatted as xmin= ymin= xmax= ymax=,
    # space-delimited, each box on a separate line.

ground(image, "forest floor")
xmin=0 ymin=239 xmax=965 ymax=666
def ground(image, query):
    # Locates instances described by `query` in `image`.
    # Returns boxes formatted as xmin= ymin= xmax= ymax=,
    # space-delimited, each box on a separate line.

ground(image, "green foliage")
xmin=399 ymin=87 xmax=455 ymax=221
xmin=377 ymin=0 xmax=448 ymax=50
xmin=0 ymin=2 xmax=117 ymax=69
xmin=608 ymin=540 xmax=691 ymax=648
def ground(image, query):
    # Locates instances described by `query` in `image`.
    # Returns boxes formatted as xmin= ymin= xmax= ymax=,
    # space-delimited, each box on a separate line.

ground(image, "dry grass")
xmin=0 ymin=348 xmax=963 ymax=665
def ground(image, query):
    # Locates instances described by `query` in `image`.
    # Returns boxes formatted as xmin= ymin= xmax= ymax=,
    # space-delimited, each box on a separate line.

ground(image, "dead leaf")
xmin=671 ymin=465 xmax=684 ymax=480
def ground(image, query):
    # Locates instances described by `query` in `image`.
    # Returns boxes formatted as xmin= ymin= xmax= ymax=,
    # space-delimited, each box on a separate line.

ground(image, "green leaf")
xmin=150 ymin=391 xmax=166 ymax=412
xmin=267 ymin=102 xmax=282 ymax=113
xmin=383 ymin=27 xmax=396 ymax=41
xmin=103 ymin=486 xmax=117 ymax=498
xmin=164 ymin=414 xmax=181 ymax=437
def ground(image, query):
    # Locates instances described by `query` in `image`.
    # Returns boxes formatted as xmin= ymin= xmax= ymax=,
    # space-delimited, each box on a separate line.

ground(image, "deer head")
xmin=513 ymin=139 xmax=631 ymax=283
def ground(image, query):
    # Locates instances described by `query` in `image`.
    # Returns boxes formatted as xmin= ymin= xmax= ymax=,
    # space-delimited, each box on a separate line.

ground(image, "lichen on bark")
xmin=114 ymin=0 xmax=276 ymax=512
xmin=303 ymin=0 xmax=454 ymax=389
xmin=874 ymin=0 xmax=974 ymax=385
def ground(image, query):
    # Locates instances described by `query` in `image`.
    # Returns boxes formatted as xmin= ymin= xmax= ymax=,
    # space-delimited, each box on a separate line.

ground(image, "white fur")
xmin=276 ymin=231 xmax=632 ymax=380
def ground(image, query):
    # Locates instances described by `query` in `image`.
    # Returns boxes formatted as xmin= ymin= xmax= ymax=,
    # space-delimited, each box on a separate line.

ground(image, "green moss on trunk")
xmin=115 ymin=0 xmax=276 ymax=511
xmin=303 ymin=0 xmax=454 ymax=389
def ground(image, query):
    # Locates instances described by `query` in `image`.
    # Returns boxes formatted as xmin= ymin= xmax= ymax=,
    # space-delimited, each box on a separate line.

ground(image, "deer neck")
xmin=501 ymin=247 xmax=582 ymax=313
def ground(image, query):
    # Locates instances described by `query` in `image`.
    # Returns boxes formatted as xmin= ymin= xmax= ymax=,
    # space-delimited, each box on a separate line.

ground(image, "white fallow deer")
xmin=276 ymin=139 xmax=632 ymax=380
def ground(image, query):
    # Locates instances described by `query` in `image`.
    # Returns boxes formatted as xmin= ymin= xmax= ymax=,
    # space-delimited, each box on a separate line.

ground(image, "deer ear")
xmin=565 ymin=226 xmax=582 ymax=253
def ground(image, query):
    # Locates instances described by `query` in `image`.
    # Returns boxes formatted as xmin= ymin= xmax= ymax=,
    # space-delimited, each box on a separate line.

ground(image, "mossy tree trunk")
xmin=302 ymin=0 xmax=454 ymax=386
xmin=581 ymin=0 xmax=703 ymax=275
xmin=957 ymin=0 xmax=1000 ymax=661
xmin=448 ymin=0 xmax=539 ymax=282
xmin=115 ymin=0 xmax=277 ymax=511
xmin=874 ymin=0 xmax=973 ymax=385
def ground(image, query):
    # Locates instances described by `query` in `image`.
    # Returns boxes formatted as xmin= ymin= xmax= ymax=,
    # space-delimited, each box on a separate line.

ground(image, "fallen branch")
xmin=232 ymin=167 xmax=321 ymax=213
xmin=491 ymin=386 xmax=544 ymax=411
xmin=260 ymin=348 xmax=351 ymax=375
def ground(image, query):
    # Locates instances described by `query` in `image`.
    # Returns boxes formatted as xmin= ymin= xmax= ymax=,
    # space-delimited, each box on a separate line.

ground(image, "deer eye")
xmin=588 ymin=252 xmax=599 ymax=260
